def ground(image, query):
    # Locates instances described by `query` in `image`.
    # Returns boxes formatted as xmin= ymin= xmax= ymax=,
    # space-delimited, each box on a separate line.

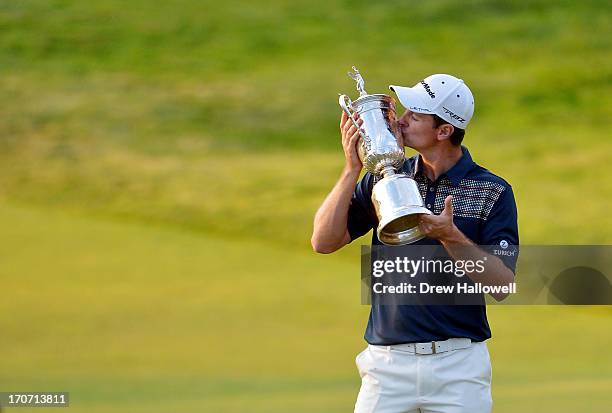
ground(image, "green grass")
xmin=1 ymin=0 xmax=610 ymax=150
xmin=0 ymin=203 xmax=611 ymax=412
xmin=0 ymin=1 xmax=611 ymax=246
xmin=0 ymin=1 xmax=611 ymax=411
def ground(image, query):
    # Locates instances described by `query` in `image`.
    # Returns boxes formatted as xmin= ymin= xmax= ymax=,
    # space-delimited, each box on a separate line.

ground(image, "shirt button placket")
xmin=425 ymin=184 xmax=436 ymax=211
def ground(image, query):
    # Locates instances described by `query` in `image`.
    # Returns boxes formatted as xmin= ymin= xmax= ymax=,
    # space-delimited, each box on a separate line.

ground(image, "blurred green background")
xmin=0 ymin=0 xmax=611 ymax=412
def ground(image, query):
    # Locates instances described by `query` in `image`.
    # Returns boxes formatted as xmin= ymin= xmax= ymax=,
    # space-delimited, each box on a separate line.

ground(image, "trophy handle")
xmin=339 ymin=94 xmax=354 ymax=117
xmin=338 ymin=94 xmax=366 ymax=139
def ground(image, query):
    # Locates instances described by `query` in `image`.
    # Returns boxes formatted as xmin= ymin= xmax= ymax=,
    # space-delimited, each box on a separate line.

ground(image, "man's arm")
xmin=311 ymin=112 xmax=363 ymax=254
xmin=419 ymin=196 xmax=515 ymax=301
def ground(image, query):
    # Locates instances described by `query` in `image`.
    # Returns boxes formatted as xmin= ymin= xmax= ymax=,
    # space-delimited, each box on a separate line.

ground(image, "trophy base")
xmin=377 ymin=206 xmax=431 ymax=245
xmin=372 ymin=174 xmax=432 ymax=246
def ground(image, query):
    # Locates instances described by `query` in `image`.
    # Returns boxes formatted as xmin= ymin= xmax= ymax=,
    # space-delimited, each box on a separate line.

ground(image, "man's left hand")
xmin=419 ymin=195 xmax=457 ymax=242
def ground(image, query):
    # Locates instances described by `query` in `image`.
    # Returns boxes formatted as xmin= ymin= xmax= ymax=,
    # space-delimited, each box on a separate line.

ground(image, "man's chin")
xmin=402 ymin=139 xmax=416 ymax=150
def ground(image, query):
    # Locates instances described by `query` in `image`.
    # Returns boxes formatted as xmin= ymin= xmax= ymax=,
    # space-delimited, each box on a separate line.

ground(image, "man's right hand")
xmin=340 ymin=111 xmax=364 ymax=172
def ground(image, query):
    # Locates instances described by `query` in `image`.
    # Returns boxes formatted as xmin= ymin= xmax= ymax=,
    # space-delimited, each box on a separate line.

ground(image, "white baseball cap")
xmin=389 ymin=74 xmax=475 ymax=129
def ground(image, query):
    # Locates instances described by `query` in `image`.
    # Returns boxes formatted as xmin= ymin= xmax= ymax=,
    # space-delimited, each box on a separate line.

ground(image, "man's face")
xmin=397 ymin=110 xmax=438 ymax=150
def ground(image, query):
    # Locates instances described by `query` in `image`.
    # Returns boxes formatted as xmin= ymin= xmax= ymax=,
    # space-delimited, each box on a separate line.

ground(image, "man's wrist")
xmin=342 ymin=165 xmax=362 ymax=179
xmin=439 ymin=224 xmax=470 ymax=246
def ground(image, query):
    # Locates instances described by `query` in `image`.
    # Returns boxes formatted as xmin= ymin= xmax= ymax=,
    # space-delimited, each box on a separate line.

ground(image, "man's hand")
xmin=419 ymin=195 xmax=457 ymax=242
xmin=340 ymin=111 xmax=364 ymax=172
xmin=311 ymin=112 xmax=365 ymax=254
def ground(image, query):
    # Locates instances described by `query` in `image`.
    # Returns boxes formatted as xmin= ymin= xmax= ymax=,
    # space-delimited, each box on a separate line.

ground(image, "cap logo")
xmin=420 ymin=81 xmax=436 ymax=99
xmin=441 ymin=107 xmax=466 ymax=123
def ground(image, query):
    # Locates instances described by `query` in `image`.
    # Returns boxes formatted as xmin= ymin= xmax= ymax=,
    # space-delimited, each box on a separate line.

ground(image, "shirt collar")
xmin=414 ymin=146 xmax=475 ymax=186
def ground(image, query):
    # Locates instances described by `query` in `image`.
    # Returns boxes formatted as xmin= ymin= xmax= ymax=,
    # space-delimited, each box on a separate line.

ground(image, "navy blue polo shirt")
xmin=347 ymin=146 xmax=519 ymax=345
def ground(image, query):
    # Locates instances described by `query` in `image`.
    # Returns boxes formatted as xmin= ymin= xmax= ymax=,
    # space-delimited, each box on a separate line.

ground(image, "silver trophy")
xmin=339 ymin=66 xmax=431 ymax=245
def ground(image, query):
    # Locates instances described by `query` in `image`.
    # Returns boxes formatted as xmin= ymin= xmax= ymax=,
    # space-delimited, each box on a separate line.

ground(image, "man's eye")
xmin=411 ymin=115 xmax=418 ymax=120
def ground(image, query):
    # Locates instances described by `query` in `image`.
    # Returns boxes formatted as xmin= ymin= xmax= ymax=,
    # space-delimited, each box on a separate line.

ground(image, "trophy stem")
xmin=381 ymin=166 xmax=396 ymax=178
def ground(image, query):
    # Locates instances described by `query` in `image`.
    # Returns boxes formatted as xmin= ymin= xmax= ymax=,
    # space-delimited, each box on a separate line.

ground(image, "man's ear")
xmin=437 ymin=124 xmax=454 ymax=141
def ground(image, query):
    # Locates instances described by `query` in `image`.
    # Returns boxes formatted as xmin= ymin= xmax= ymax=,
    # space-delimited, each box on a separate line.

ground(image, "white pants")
xmin=354 ymin=341 xmax=492 ymax=413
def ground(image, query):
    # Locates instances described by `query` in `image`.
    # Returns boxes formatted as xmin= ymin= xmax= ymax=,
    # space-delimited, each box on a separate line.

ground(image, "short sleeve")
xmin=480 ymin=185 xmax=519 ymax=272
xmin=347 ymin=172 xmax=376 ymax=242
